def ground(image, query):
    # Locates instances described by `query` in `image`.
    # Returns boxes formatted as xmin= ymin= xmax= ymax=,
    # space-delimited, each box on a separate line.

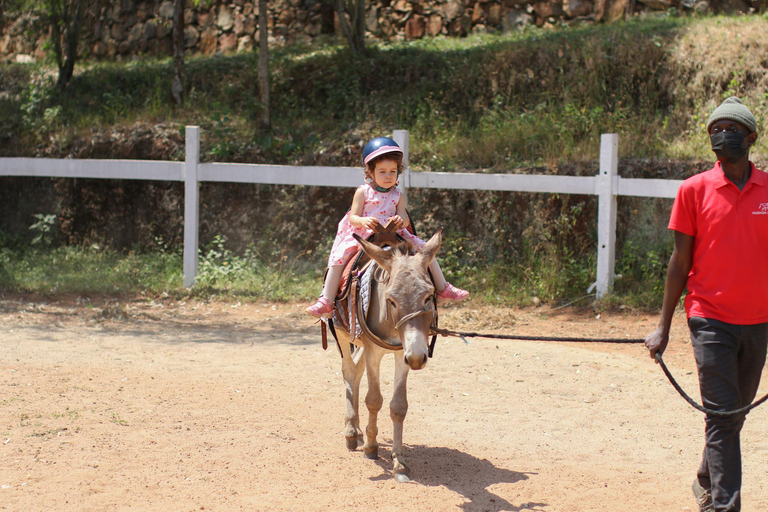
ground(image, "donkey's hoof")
xmin=394 ymin=473 xmax=411 ymax=483
xmin=363 ymin=447 xmax=379 ymax=460
xmin=345 ymin=436 xmax=358 ymax=451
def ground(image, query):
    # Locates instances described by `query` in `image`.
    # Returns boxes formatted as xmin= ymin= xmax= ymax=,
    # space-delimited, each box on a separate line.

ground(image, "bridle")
xmin=357 ymin=267 xmax=439 ymax=356
xmin=393 ymin=301 xmax=437 ymax=331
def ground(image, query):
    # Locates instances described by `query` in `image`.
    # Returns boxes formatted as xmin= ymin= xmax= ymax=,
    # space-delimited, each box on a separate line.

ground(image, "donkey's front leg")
xmin=340 ymin=341 xmax=365 ymax=450
xmin=362 ymin=346 xmax=385 ymax=459
xmin=390 ymin=353 xmax=411 ymax=482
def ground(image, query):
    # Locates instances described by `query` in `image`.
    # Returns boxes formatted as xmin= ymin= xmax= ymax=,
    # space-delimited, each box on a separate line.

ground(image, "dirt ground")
xmin=1 ymin=295 xmax=767 ymax=512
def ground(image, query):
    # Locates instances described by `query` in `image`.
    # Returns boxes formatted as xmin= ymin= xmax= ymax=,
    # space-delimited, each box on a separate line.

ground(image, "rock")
xmin=534 ymin=0 xmax=564 ymax=18
xmin=305 ymin=22 xmax=322 ymax=36
xmin=564 ymin=0 xmax=593 ymax=16
xmin=713 ymin=0 xmax=750 ymax=11
xmin=393 ymin=0 xmax=413 ymax=12
xmin=220 ymin=32 xmax=238 ymax=52
xmin=34 ymin=36 xmax=47 ymax=59
xmin=184 ymin=8 xmax=196 ymax=25
xmin=217 ymin=4 xmax=235 ymax=30
xmin=199 ymin=26 xmax=218 ymax=54
xmin=234 ymin=13 xmax=246 ymax=35
xmin=472 ymin=3 xmax=485 ymax=23
xmin=93 ymin=41 xmax=108 ymax=57
xmin=184 ymin=26 xmax=200 ymax=47
xmin=405 ymin=13 xmax=427 ymax=38
xmin=278 ymin=9 xmax=295 ymax=25
xmin=502 ymin=9 xmax=533 ymax=30
xmin=128 ymin=22 xmax=145 ymax=44
xmin=137 ymin=5 xmax=150 ymax=22
xmin=156 ymin=19 xmax=169 ymax=39
xmin=118 ymin=40 xmax=132 ymax=54
xmin=366 ymin=6 xmax=379 ymax=32
xmin=111 ymin=22 xmax=127 ymax=40
xmin=158 ymin=1 xmax=175 ymax=18
xmin=638 ymin=0 xmax=673 ymax=8
xmin=237 ymin=36 xmax=253 ymax=52
xmin=379 ymin=17 xmax=397 ymax=37
xmin=606 ymin=0 xmax=628 ymax=20
xmin=244 ymin=2 xmax=254 ymax=16
xmin=198 ymin=9 xmax=212 ymax=26
xmin=448 ymin=13 xmax=471 ymax=35
xmin=472 ymin=23 xmax=488 ymax=33
xmin=427 ymin=14 xmax=443 ymax=36
xmin=244 ymin=15 xmax=258 ymax=35
xmin=15 ymin=54 xmax=34 ymax=64
xmin=0 ymin=35 xmax=11 ymax=55
xmin=441 ymin=0 xmax=463 ymax=20
xmin=144 ymin=19 xmax=157 ymax=39
xmin=487 ymin=4 xmax=503 ymax=25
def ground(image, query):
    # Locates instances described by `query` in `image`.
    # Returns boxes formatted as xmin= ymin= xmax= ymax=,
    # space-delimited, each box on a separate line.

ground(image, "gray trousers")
xmin=689 ymin=316 xmax=768 ymax=512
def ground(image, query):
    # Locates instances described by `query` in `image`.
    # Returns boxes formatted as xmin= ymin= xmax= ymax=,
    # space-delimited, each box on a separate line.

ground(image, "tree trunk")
xmin=335 ymin=0 xmax=365 ymax=54
xmin=258 ymin=0 xmax=270 ymax=130
xmin=171 ymin=0 xmax=185 ymax=106
xmin=50 ymin=0 xmax=84 ymax=89
xmin=354 ymin=0 xmax=365 ymax=52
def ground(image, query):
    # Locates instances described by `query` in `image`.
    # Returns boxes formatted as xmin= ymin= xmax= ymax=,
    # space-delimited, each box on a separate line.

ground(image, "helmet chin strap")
xmin=371 ymin=172 xmax=401 ymax=193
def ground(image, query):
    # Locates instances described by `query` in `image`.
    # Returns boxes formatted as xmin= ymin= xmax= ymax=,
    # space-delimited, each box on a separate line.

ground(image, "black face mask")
xmin=710 ymin=131 xmax=748 ymax=164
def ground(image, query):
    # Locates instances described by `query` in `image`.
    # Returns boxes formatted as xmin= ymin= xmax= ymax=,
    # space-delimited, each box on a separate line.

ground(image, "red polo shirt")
xmin=669 ymin=161 xmax=768 ymax=324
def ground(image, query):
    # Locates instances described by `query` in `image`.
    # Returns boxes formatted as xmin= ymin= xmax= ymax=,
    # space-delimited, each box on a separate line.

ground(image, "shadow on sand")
xmin=369 ymin=444 xmax=546 ymax=511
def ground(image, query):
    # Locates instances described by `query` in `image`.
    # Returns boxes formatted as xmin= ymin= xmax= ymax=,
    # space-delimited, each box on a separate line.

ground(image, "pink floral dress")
xmin=327 ymin=184 xmax=426 ymax=267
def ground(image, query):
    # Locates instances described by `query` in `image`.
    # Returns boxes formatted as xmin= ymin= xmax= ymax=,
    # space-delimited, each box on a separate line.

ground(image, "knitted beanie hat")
xmin=707 ymin=96 xmax=757 ymax=133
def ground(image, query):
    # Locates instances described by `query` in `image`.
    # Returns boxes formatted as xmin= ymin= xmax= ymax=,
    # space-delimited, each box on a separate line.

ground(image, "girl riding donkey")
xmin=306 ymin=137 xmax=469 ymax=318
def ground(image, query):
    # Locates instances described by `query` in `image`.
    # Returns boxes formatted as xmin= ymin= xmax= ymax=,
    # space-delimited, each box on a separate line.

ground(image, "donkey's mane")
xmin=389 ymin=240 xmax=418 ymax=258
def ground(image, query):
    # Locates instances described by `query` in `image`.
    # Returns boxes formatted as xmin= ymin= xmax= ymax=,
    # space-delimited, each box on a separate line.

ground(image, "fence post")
xmin=393 ymin=130 xmax=410 ymax=204
xmin=183 ymin=126 xmax=200 ymax=288
xmin=595 ymin=133 xmax=618 ymax=298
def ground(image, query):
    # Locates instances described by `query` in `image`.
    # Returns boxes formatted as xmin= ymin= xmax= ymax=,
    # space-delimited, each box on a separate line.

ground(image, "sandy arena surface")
xmin=1 ymin=295 xmax=767 ymax=512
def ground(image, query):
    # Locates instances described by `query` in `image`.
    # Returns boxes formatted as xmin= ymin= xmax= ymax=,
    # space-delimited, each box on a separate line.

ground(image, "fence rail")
xmin=0 ymin=127 xmax=684 ymax=296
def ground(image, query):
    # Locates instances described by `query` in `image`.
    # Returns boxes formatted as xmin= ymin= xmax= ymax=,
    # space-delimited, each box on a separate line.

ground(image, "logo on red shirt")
xmin=754 ymin=202 xmax=768 ymax=215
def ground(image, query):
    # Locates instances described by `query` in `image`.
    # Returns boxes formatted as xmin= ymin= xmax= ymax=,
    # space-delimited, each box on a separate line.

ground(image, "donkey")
xmin=336 ymin=230 xmax=442 ymax=483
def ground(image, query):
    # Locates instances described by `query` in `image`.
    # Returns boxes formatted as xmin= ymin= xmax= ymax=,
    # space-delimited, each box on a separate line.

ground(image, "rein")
xmin=431 ymin=328 xmax=768 ymax=418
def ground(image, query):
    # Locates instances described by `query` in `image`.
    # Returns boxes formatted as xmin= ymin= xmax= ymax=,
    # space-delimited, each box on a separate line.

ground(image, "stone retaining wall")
xmin=0 ymin=0 xmax=763 ymax=63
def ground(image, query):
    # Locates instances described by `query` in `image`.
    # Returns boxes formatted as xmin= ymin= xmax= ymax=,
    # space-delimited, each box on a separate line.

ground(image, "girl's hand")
xmin=361 ymin=217 xmax=380 ymax=230
xmin=388 ymin=215 xmax=404 ymax=229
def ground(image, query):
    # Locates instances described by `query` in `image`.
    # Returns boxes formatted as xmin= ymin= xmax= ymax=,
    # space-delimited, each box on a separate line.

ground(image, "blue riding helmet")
xmin=362 ymin=137 xmax=403 ymax=166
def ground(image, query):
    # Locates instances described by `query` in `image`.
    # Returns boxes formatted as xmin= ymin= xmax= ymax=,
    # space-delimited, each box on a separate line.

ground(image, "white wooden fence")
xmin=0 ymin=127 xmax=683 ymax=297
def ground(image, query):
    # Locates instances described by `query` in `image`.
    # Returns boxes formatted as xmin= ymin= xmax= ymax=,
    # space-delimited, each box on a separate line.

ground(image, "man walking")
xmin=645 ymin=97 xmax=767 ymax=512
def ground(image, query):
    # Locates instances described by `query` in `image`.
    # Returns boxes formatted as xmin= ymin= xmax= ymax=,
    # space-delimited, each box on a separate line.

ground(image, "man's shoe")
xmin=692 ymin=479 xmax=715 ymax=512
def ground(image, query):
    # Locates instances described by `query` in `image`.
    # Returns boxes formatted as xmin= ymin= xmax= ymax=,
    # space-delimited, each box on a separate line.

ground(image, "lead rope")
xmin=431 ymin=328 xmax=768 ymax=418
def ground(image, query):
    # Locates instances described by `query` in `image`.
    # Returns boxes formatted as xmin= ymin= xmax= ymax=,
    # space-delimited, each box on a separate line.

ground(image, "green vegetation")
xmin=0 ymin=238 xmax=320 ymax=301
xmin=2 ymin=15 xmax=768 ymax=308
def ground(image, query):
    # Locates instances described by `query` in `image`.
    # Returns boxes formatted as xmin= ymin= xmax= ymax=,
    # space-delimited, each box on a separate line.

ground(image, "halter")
xmin=356 ymin=271 xmax=439 ymax=356
xmin=393 ymin=301 xmax=437 ymax=331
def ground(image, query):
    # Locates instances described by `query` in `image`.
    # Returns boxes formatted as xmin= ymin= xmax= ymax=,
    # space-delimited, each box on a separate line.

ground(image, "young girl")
xmin=306 ymin=136 xmax=469 ymax=318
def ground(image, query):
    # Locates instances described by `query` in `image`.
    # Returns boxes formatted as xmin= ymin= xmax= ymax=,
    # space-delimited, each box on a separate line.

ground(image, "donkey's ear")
xmin=353 ymin=234 xmax=394 ymax=273
xmin=418 ymin=228 xmax=442 ymax=269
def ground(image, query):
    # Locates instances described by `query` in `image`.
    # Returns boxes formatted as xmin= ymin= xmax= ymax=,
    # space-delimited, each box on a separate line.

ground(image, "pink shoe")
xmin=305 ymin=296 xmax=334 ymax=318
xmin=436 ymin=283 xmax=469 ymax=303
